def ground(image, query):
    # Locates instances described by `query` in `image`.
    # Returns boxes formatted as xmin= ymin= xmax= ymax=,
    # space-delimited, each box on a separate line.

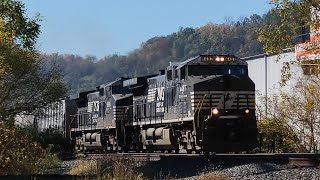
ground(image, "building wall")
xmin=243 ymin=51 xmax=302 ymax=109
xmin=244 ymin=51 xmax=320 ymax=151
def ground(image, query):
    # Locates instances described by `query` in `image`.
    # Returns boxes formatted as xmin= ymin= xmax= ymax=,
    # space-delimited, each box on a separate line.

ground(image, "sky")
xmin=21 ymin=0 xmax=272 ymax=59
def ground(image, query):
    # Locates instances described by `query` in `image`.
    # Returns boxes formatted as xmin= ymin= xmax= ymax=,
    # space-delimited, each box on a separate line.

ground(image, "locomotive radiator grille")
xmin=190 ymin=91 xmax=255 ymax=110
xmin=113 ymin=106 xmax=131 ymax=120
xmin=147 ymin=88 xmax=157 ymax=102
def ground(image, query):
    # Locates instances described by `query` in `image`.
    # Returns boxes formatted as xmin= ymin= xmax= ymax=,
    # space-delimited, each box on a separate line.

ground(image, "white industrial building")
xmin=243 ymin=50 xmax=301 ymax=115
xmin=242 ymin=51 xmax=320 ymax=152
xmin=243 ymin=20 xmax=320 ymax=115
xmin=242 ymin=21 xmax=320 ymax=152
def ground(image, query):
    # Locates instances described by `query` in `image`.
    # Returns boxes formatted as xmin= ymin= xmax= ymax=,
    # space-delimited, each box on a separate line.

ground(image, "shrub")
xmin=68 ymin=159 xmax=97 ymax=176
xmin=103 ymin=159 xmax=144 ymax=180
xmin=0 ymin=124 xmax=61 ymax=175
xmin=68 ymin=158 xmax=145 ymax=180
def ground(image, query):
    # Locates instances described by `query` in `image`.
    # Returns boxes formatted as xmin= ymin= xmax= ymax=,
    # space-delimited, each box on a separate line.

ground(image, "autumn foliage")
xmin=0 ymin=0 xmax=67 ymax=175
xmin=257 ymin=75 xmax=320 ymax=153
xmin=0 ymin=124 xmax=60 ymax=175
xmin=0 ymin=0 xmax=66 ymax=121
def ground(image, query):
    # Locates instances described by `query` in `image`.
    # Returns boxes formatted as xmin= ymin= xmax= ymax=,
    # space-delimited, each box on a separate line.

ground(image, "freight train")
xmin=66 ymin=54 xmax=258 ymax=153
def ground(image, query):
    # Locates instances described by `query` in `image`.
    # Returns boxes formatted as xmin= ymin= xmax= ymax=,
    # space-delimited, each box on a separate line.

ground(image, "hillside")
xmin=42 ymin=14 xmax=270 ymax=95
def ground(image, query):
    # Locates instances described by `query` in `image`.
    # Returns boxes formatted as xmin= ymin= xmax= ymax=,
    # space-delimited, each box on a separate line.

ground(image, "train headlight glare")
xmin=212 ymin=108 xmax=219 ymax=115
xmin=245 ymin=108 xmax=250 ymax=114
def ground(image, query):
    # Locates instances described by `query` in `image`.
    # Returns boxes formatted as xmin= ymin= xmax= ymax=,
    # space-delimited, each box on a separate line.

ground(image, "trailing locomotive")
xmin=70 ymin=54 xmax=257 ymax=153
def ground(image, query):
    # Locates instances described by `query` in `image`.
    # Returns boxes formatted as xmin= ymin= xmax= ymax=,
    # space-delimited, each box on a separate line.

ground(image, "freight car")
xmin=70 ymin=54 xmax=258 ymax=153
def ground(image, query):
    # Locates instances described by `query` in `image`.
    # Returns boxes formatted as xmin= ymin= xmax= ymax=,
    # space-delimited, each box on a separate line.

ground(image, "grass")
xmin=37 ymin=151 xmax=62 ymax=174
xmin=100 ymin=159 xmax=144 ymax=180
xmin=68 ymin=159 xmax=97 ymax=176
xmin=67 ymin=158 xmax=145 ymax=179
xmin=67 ymin=158 xmax=229 ymax=180
xmin=196 ymin=171 xmax=229 ymax=180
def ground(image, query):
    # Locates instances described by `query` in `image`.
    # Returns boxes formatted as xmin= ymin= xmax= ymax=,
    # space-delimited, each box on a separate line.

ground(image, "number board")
xmin=200 ymin=55 xmax=237 ymax=62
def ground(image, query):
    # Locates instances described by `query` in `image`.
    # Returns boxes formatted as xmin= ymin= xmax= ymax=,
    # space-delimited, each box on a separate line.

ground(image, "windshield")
xmin=188 ymin=65 xmax=248 ymax=76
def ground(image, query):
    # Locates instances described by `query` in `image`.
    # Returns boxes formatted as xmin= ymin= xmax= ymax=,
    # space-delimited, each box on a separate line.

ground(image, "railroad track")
xmin=84 ymin=153 xmax=320 ymax=168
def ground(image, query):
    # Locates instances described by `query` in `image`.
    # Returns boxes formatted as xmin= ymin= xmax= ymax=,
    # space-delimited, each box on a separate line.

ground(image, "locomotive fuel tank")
xmin=142 ymin=127 xmax=177 ymax=149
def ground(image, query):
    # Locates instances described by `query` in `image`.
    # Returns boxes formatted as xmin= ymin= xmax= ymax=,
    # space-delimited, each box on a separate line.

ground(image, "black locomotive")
xmin=70 ymin=54 xmax=257 ymax=153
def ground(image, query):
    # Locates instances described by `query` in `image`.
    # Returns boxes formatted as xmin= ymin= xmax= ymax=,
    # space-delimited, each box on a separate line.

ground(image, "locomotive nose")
xmin=191 ymin=75 xmax=257 ymax=152
xmin=193 ymin=75 xmax=254 ymax=92
xmin=192 ymin=75 xmax=255 ymax=113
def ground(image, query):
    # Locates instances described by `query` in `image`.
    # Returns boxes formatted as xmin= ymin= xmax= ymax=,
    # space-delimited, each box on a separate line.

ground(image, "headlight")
xmin=211 ymin=108 xmax=219 ymax=115
xmin=244 ymin=108 xmax=250 ymax=114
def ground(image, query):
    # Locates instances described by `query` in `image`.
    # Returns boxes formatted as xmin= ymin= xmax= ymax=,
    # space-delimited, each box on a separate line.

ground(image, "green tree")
xmin=0 ymin=0 xmax=64 ymax=175
xmin=258 ymin=0 xmax=320 ymax=55
xmin=0 ymin=0 xmax=66 ymax=122
xmin=258 ymin=117 xmax=300 ymax=153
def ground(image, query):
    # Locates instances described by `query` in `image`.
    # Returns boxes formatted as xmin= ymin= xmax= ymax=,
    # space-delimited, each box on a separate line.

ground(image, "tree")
xmin=0 ymin=124 xmax=60 ymax=175
xmin=256 ymin=0 xmax=320 ymax=153
xmin=257 ymin=117 xmax=301 ymax=153
xmin=0 ymin=0 xmax=66 ymax=123
xmin=258 ymin=0 xmax=320 ymax=55
xmin=0 ymin=0 xmax=65 ymax=174
xmin=258 ymin=76 xmax=320 ymax=153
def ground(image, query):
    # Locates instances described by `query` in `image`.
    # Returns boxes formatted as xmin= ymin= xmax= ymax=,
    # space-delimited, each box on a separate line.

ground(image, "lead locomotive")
xmin=71 ymin=55 xmax=257 ymax=153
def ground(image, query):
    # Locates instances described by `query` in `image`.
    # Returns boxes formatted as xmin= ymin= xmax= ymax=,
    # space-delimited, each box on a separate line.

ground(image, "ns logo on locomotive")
xmin=70 ymin=54 xmax=258 ymax=153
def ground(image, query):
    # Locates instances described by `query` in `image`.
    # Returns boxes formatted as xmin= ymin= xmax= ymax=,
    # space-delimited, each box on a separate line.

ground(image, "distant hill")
xmin=42 ymin=13 xmax=272 ymax=95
